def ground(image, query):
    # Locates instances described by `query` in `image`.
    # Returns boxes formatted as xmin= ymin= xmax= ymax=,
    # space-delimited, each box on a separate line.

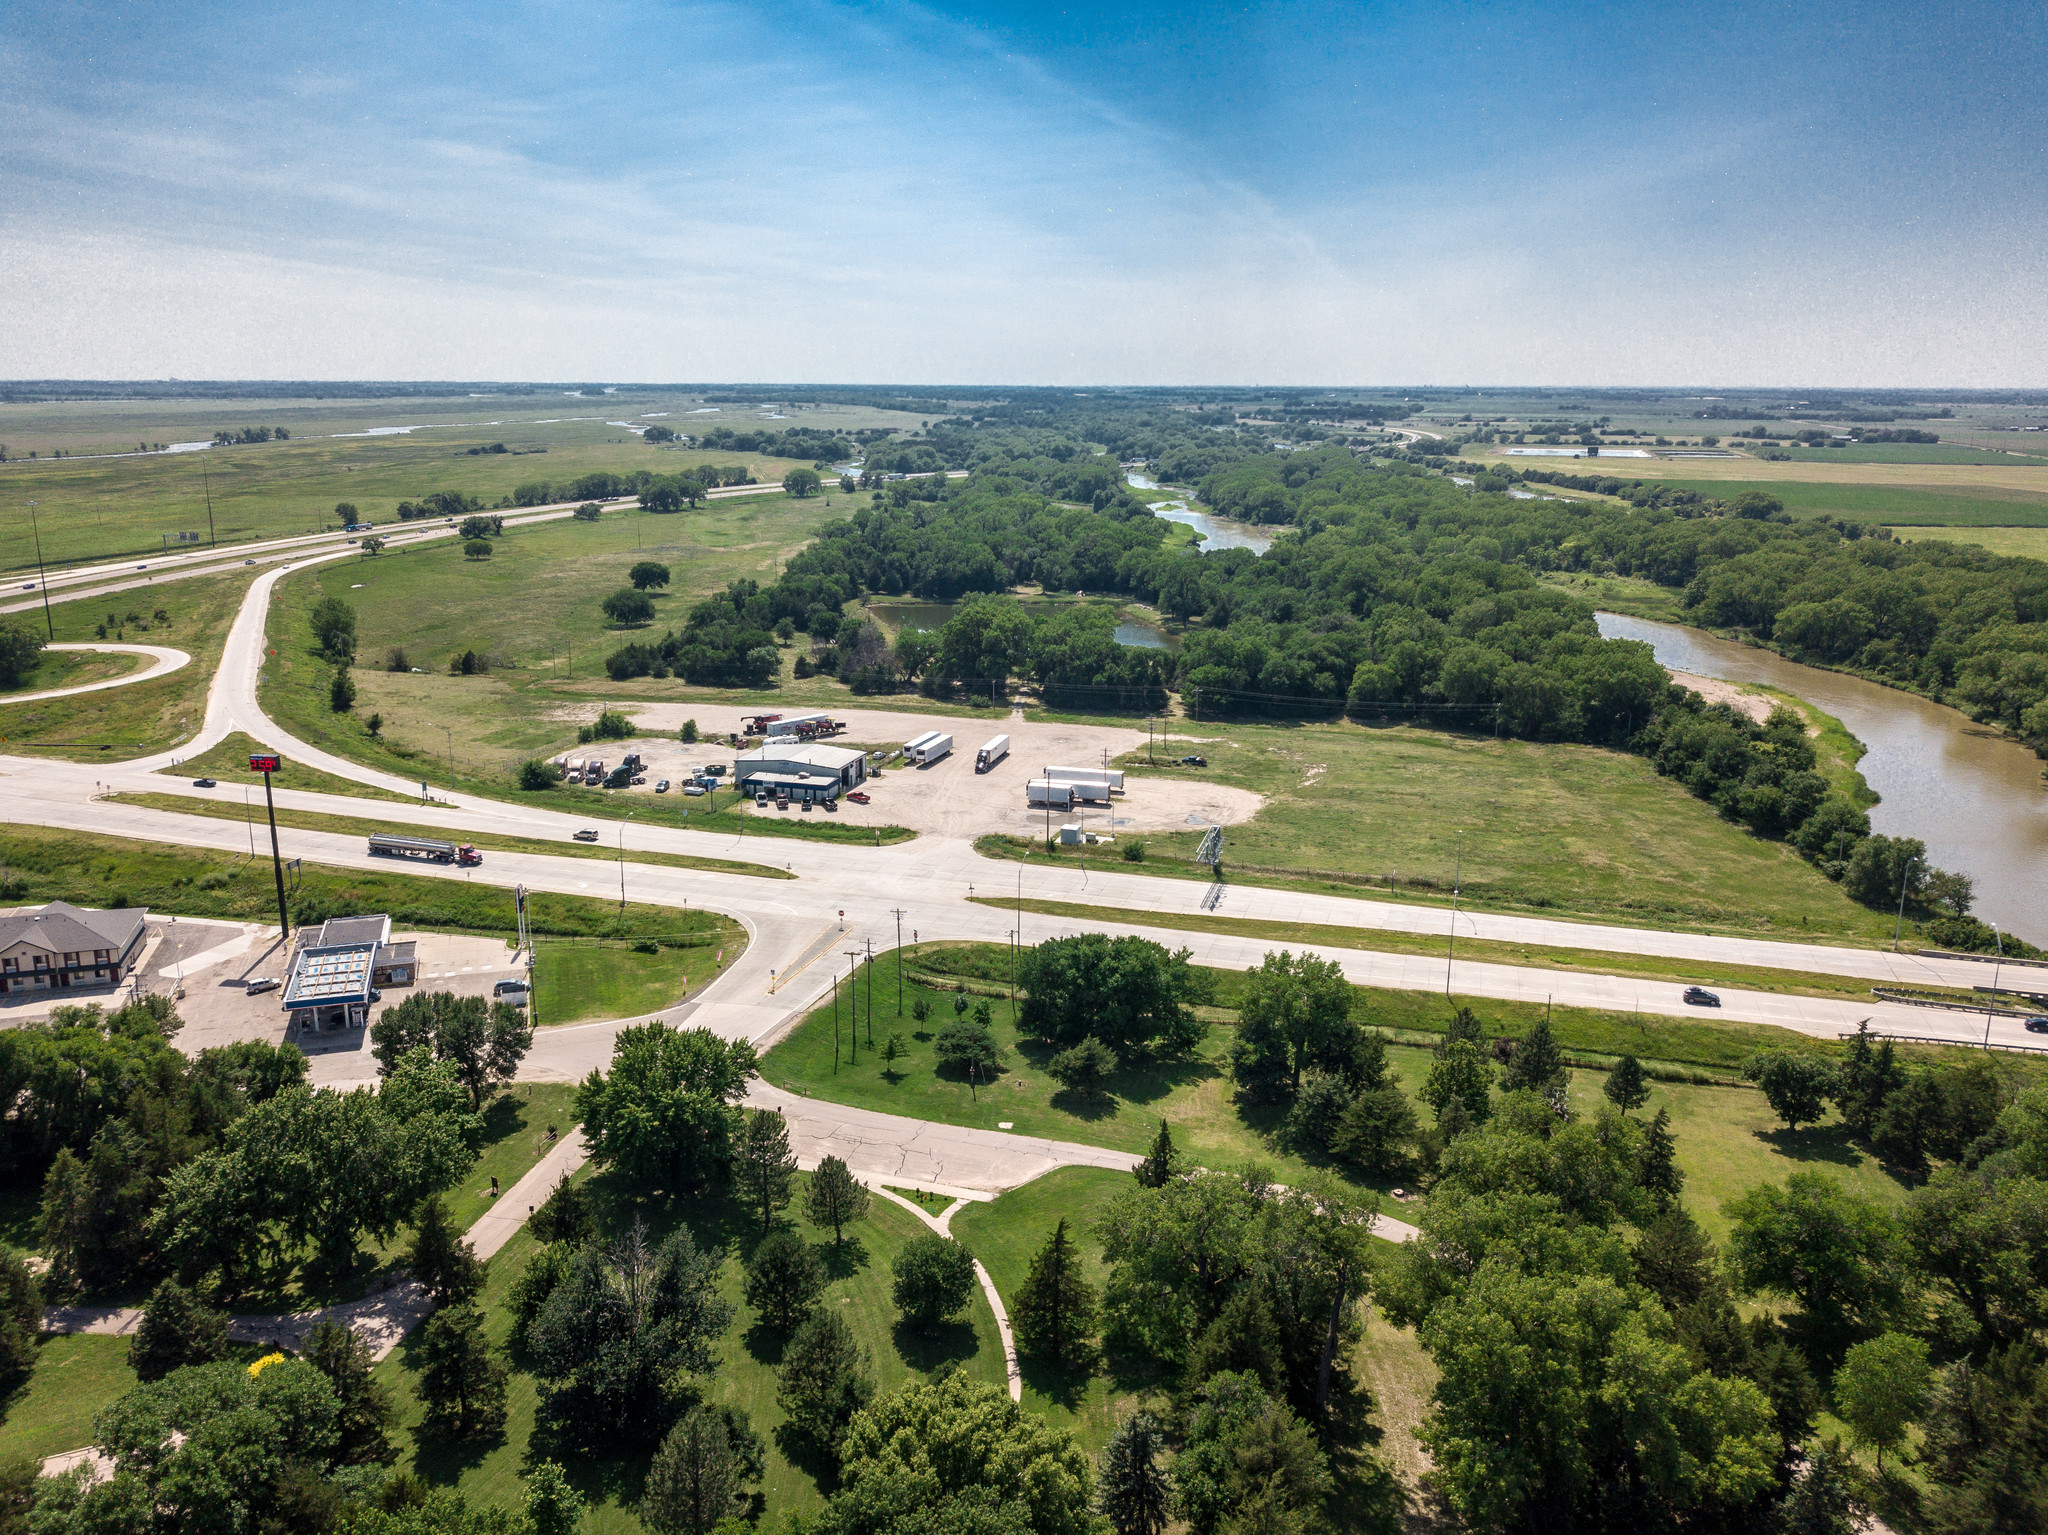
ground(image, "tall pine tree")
xmin=1135 ymin=1121 xmax=1178 ymax=1188
xmin=1097 ymin=1411 xmax=1173 ymax=1535
xmin=804 ymin=1155 xmax=871 ymax=1248
xmin=1012 ymin=1219 xmax=1097 ymax=1366
xmin=733 ymin=1109 xmax=797 ymax=1236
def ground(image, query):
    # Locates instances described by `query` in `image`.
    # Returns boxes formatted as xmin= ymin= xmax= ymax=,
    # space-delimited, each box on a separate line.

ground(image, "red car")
xmin=846 ymin=790 xmax=871 ymax=804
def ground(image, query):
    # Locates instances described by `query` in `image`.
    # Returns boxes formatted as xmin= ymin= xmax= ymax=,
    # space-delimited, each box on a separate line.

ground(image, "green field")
xmin=985 ymin=718 xmax=1907 ymax=944
xmin=532 ymin=937 xmax=737 ymax=1026
xmin=372 ymin=1167 xmax=1006 ymax=1528
xmin=0 ymin=647 xmax=148 ymax=697
xmin=1897 ymin=526 xmax=2048 ymax=560
xmin=0 ymin=824 xmax=741 ymax=948
xmin=108 ymin=790 xmax=793 ymax=881
xmin=0 ymin=391 xmax=922 ymax=571
xmin=0 ymin=566 xmax=254 ymax=759
xmin=1752 ymin=445 xmax=2048 ymax=466
xmin=1654 ymin=478 xmax=2048 ymax=527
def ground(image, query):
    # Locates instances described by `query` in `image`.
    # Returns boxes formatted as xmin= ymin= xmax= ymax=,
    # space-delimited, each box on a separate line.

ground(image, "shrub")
xmin=462 ymin=539 xmax=494 ymax=560
xmin=518 ymin=760 xmax=556 ymax=790
xmin=573 ymin=502 xmax=602 ymax=521
xmin=603 ymin=588 xmax=657 ymax=626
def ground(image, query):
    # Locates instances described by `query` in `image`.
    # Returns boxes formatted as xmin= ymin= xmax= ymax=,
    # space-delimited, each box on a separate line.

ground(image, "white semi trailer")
xmin=909 ymin=732 xmax=953 ymax=765
xmin=1045 ymin=764 xmax=1125 ymax=791
xmin=974 ymin=735 xmax=1010 ymax=772
xmin=1026 ymin=778 xmax=1074 ymax=808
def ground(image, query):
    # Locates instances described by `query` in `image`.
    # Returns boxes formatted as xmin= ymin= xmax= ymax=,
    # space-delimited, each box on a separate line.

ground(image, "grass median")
xmin=108 ymin=789 xmax=794 ymax=880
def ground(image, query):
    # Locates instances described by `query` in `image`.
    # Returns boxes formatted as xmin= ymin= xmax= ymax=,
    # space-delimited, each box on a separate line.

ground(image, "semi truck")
xmin=1026 ymin=778 xmax=1075 ymax=808
xmin=974 ymin=735 xmax=1010 ymax=772
xmin=369 ymin=832 xmax=481 ymax=865
xmin=1046 ymin=765 xmax=1124 ymax=791
xmin=584 ymin=759 xmax=605 ymax=784
xmin=907 ymin=732 xmax=953 ymax=765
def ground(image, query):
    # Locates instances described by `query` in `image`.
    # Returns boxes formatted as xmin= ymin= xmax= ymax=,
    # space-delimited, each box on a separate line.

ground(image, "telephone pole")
xmin=844 ymin=950 xmax=861 ymax=1063
xmin=1445 ymin=831 xmax=1463 ymax=1001
xmin=864 ymin=938 xmax=875 ymax=1045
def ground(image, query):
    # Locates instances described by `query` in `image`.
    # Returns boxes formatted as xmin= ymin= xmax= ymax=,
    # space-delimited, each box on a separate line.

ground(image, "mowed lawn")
xmin=533 ymin=938 xmax=739 ymax=1026
xmin=373 ymin=1169 xmax=1007 ymax=1529
xmin=1089 ymin=720 xmax=1902 ymax=941
xmin=0 ymin=565 xmax=255 ymax=758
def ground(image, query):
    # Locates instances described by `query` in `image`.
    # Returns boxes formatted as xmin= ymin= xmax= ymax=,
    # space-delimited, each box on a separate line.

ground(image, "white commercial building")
xmin=732 ymin=742 xmax=868 ymax=802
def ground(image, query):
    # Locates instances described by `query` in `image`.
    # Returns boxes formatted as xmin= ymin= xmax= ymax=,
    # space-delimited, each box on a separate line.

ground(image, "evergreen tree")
xmin=643 ymin=1404 xmax=764 ymax=1535
xmin=1500 ymin=1016 xmax=1568 ymax=1104
xmin=804 ymin=1155 xmax=871 ymax=1248
xmin=1640 ymin=1107 xmax=1684 ymax=1205
xmin=1776 ymin=1442 xmax=1855 ymax=1535
xmin=744 ymin=1229 xmax=826 ymax=1331
xmin=1835 ymin=1022 xmax=1906 ymax=1141
xmin=417 ymin=1304 xmax=508 ymax=1438
xmin=1012 ymin=1219 xmax=1098 ymax=1366
xmin=0 ymin=1254 xmax=41 ymax=1395
xmin=1603 ymin=1055 xmax=1650 ymax=1115
xmin=528 ymin=1170 xmax=593 ymax=1247
xmin=303 ymin=1316 xmax=396 ymax=1465
xmin=127 ymin=1279 xmax=229 ymax=1383
xmin=732 ymin=1109 xmax=797 ymax=1236
xmin=777 ymin=1310 xmax=874 ymax=1455
xmin=1097 ymin=1411 xmax=1172 ymax=1535
xmin=407 ymin=1194 xmax=484 ymax=1307
xmin=1135 ymin=1120 xmax=1179 ymax=1188
xmin=523 ymin=1460 xmax=586 ymax=1535
xmin=1332 ymin=1084 xmax=1419 ymax=1176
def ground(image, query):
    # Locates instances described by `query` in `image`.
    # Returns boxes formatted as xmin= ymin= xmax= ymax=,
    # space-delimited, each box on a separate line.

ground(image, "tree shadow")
xmin=525 ymin=1411 xmax=653 ymax=1509
xmin=772 ymin=1422 xmax=843 ymax=1493
xmin=1047 ymin=1086 xmax=1121 ymax=1123
xmin=821 ymin=1237 xmax=870 ymax=1281
xmin=406 ymin=1416 xmax=510 ymax=1481
xmin=743 ymin=1321 xmax=791 ymax=1367
xmin=1755 ymin=1124 xmax=1870 ymax=1170
xmin=1019 ymin=1351 xmax=1097 ymax=1411
xmin=892 ymin=1317 xmax=981 ymax=1373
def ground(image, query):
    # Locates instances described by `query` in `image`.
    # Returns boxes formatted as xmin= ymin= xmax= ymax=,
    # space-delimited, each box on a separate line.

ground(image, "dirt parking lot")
xmin=601 ymin=705 xmax=1265 ymax=840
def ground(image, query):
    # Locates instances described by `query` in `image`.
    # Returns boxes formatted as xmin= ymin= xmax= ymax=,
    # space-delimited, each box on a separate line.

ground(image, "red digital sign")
xmin=248 ymin=754 xmax=282 ymax=773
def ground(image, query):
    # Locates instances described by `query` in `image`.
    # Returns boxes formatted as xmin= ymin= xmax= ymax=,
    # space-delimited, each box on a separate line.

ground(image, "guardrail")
xmin=1871 ymin=987 xmax=2037 ymax=1017
xmin=1922 ymin=949 xmax=2048 ymax=970
xmin=1842 ymin=1031 xmax=2048 ymax=1055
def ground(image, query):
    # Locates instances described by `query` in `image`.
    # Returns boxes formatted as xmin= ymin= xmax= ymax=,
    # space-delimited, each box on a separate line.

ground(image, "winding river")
xmin=1598 ymin=613 xmax=2048 ymax=943
xmin=1127 ymin=473 xmax=1276 ymax=553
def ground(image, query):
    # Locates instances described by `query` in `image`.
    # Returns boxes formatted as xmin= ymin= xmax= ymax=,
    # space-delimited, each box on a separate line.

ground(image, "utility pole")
xmin=1892 ymin=856 xmax=1918 ymax=952
xmin=832 ymin=969 xmax=840 ymax=1073
xmin=1985 ymin=925 xmax=2005 ymax=1049
xmin=201 ymin=459 xmax=217 ymax=547
xmin=618 ymin=821 xmax=626 ymax=913
xmin=890 ymin=907 xmax=906 ymax=1014
xmin=250 ymin=753 xmax=290 ymax=940
xmin=843 ymin=950 xmax=862 ymax=1063
xmin=443 ymin=725 xmax=455 ymax=791
xmin=1445 ymin=831 xmax=1463 ymax=1001
xmin=27 ymin=503 xmax=53 ymax=640
xmin=864 ymin=938 xmax=874 ymax=1045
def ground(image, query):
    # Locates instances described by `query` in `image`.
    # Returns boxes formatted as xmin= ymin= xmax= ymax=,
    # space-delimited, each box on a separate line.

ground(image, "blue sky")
xmin=3 ymin=1 xmax=2043 ymax=384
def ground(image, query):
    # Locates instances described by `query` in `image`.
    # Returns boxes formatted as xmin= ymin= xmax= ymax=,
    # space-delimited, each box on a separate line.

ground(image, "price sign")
xmin=248 ymin=754 xmax=282 ymax=773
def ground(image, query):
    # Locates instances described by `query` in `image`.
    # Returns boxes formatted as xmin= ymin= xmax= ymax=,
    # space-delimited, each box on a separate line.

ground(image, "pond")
xmin=1598 ymin=611 xmax=2048 ymax=942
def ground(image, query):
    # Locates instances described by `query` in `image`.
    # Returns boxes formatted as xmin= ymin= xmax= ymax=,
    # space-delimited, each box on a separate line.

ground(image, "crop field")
xmin=0 ymin=391 xmax=924 ymax=570
xmin=0 ymin=565 xmax=254 ymax=758
xmin=1896 ymin=526 xmax=2048 ymax=559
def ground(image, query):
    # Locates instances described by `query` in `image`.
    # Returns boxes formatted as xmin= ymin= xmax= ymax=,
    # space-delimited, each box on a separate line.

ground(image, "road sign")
xmin=248 ymin=753 xmax=282 ymax=773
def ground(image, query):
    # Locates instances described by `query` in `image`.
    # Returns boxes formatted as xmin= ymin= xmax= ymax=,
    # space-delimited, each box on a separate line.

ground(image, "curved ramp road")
xmin=1 ymin=643 xmax=190 ymax=703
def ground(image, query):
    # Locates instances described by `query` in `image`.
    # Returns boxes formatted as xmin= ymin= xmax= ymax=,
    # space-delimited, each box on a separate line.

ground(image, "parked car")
xmin=684 ymin=784 xmax=706 ymax=796
xmin=846 ymin=790 xmax=870 ymax=804
xmin=572 ymin=828 xmax=600 ymax=842
xmin=821 ymin=798 xmax=837 ymax=812
xmin=244 ymin=977 xmax=280 ymax=995
xmin=801 ymin=799 xmax=814 ymax=812
xmin=2026 ymin=1016 xmax=2048 ymax=1034
xmin=1682 ymin=986 xmax=1721 ymax=1007
xmin=755 ymin=792 xmax=768 ymax=806
xmin=192 ymin=777 xmax=217 ymax=788
xmin=1178 ymin=754 xmax=1208 ymax=767
xmin=655 ymin=779 xmax=670 ymax=793
xmin=493 ymin=979 xmax=531 ymax=997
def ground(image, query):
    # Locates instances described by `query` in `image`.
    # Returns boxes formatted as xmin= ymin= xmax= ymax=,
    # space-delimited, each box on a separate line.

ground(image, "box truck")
xmin=974 ymin=735 xmax=1010 ymax=772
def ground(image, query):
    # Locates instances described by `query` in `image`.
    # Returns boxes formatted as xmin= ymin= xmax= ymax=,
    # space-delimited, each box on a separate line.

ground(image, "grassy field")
xmin=533 ymin=937 xmax=735 ymax=1026
xmin=0 ymin=566 xmax=253 ymax=759
xmin=1540 ymin=571 xmax=1692 ymax=622
xmin=1644 ymin=478 xmax=2048 ymax=527
xmin=372 ymin=1167 xmax=1007 ymax=1529
xmin=0 ymin=824 xmax=742 ymax=947
xmin=0 ymin=647 xmax=149 ymax=697
xmin=1897 ymin=526 xmax=2048 ymax=560
xmin=981 ymin=718 xmax=1909 ymax=944
xmin=161 ymin=732 xmax=418 ymax=801
xmin=108 ymin=791 xmax=794 ymax=881
xmin=974 ymin=896 xmax=1906 ymax=1003
xmin=0 ymin=391 xmax=923 ymax=570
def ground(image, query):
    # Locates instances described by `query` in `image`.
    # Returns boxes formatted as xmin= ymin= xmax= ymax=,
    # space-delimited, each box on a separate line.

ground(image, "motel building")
xmin=0 ymin=901 xmax=148 ymax=995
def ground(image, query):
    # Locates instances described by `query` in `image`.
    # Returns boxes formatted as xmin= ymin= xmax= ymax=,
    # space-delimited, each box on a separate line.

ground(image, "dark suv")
xmin=1682 ymin=986 xmax=1721 ymax=1007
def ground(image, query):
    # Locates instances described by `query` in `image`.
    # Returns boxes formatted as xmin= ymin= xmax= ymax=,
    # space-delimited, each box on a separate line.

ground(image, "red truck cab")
xmin=457 ymin=845 xmax=482 ymax=865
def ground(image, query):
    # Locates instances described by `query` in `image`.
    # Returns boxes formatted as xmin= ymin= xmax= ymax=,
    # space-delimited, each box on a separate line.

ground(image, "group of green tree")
xmin=0 ymin=618 xmax=46 ymax=687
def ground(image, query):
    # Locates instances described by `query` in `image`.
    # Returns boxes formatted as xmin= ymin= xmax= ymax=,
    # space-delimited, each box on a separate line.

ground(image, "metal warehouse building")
xmin=732 ymin=742 xmax=867 ymax=802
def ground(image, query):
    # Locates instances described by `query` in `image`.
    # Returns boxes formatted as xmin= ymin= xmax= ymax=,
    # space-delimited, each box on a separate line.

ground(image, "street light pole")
xmin=443 ymin=725 xmax=456 ymax=792
xmin=1892 ymin=856 xmax=1919 ymax=952
xmin=1445 ymin=831 xmax=1463 ymax=1001
xmin=1985 ymin=925 xmax=2005 ymax=1049
xmin=27 ymin=503 xmax=53 ymax=640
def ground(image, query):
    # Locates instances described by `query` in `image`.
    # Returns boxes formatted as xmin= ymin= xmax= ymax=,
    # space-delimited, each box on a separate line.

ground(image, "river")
xmin=1127 ymin=473 xmax=1276 ymax=554
xmin=1597 ymin=612 xmax=2048 ymax=942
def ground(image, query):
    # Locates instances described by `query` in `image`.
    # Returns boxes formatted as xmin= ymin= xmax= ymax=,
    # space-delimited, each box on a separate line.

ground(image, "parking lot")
xmin=609 ymin=705 xmax=1265 ymax=840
